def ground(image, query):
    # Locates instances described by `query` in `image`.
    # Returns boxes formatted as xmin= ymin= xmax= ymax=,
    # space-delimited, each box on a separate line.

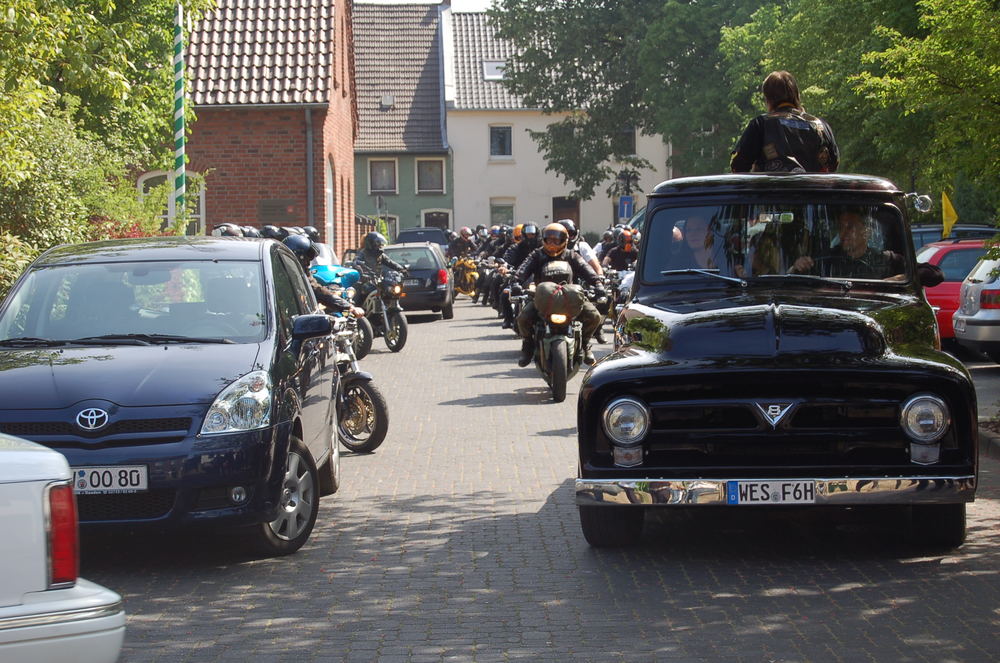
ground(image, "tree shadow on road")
xmin=83 ymin=478 xmax=1000 ymax=662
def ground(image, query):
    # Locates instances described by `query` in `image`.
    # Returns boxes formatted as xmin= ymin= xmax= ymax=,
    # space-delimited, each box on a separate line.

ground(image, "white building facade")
xmin=443 ymin=9 xmax=671 ymax=237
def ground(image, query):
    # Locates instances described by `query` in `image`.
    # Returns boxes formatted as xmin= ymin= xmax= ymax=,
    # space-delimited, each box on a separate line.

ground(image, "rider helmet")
xmin=490 ymin=225 xmax=501 ymax=237
xmin=212 ymin=223 xmax=243 ymax=237
xmin=363 ymin=231 xmax=388 ymax=253
xmin=459 ymin=226 xmax=473 ymax=239
xmin=302 ymin=226 xmax=320 ymax=241
xmin=260 ymin=225 xmax=287 ymax=240
xmin=521 ymin=223 xmax=540 ymax=247
xmin=513 ymin=224 xmax=524 ymax=242
xmin=541 ymin=223 xmax=569 ymax=257
xmin=556 ymin=219 xmax=579 ymax=249
xmin=618 ymin=229 xmax=634 ymax=250
xmin=241 ymin=226 xmax=261 ymax=238
xmin=602 ymin=230 xmax=614 ymax=243
xmin=283 ymin=234 xmax=317 ymax=266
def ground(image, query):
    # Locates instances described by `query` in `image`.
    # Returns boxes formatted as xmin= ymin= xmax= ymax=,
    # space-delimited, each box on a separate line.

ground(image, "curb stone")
xmin=977 ymin=423 xmax=1000 ymax=461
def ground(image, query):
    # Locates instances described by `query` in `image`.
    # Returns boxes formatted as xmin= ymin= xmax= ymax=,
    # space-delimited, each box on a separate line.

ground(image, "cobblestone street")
xmin=84 ymin=299 xmax=1000 ymax=663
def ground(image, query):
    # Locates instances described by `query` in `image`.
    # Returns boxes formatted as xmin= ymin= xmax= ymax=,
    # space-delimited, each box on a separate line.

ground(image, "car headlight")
xmin=900 ymin=394 xmax=949 ymax=443
xmin=201 ymin=370 xmax=272 ymax=435
xmin=602 ymin=397 xmax=650 ymax=446
xmin=549 ymin=313 xmax=568 ymax=324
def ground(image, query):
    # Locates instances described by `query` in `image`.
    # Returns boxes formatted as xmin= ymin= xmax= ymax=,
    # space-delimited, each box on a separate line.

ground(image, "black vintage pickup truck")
xmin=576 ymin=174 xmax=977 ymax=549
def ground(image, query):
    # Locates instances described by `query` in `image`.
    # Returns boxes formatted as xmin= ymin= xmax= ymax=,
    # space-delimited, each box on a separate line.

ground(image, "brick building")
xmin=165 ymin=0 xmax=360 ymax=255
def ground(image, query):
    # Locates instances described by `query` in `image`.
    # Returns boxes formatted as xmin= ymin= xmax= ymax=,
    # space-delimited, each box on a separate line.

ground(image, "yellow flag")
xmin=942 ymin=191 xmax=959 ymax=236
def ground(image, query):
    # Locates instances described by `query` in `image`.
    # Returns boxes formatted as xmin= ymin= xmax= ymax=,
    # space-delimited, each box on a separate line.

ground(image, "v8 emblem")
xmin=755 ymin=402 xmax=797 ymax=428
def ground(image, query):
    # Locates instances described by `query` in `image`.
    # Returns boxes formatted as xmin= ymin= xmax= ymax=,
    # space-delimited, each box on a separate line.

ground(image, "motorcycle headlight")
xmin=345 ymin=287 xmax=356 ymax=300
xmin=900 ymin=394 xmax=949 ymax=443
xmin=602 ymin=397 xmax=650 ymax=446
xmin=549 ymin=313 xmax=568 ymax=324
xmin=201 ymin=370 xmax=271 ymax=435
xmin=392 ymin=284 xmax=402 ymax=295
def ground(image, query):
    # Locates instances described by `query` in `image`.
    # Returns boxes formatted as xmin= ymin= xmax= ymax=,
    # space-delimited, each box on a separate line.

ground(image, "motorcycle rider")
xmin=355 ymin=231 xmax=407 ymax=274
xmin=515 ymin=223 xmax=605 ymax=367
xmin=498 ymin=223 xmax=540 ymax=329
xmin=595 ymin=230 xmax=616 ymax=260
xmin=603 ymin=229 xmax=639 ymax=271
xmin=283 ymin=235 xmax=365 ymax=317
xmin=449 ymin=226 xmax=477 ymax=258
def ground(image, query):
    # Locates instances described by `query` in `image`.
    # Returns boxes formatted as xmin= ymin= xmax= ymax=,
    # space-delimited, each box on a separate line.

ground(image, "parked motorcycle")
xmin=527 ymin=280 xmax=589 ymax=403
xmin=452 ymin=256 xmax=479 ymax=298
xmin=331 ymin=316 xmax=389 ymax=453
xmin=354 ymin=263 xmax=408 ymax=352
xmin=311 ymin=263 xmax=374 ymax=359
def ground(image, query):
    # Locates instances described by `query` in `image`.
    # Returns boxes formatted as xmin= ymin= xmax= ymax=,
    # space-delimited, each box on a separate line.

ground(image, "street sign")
xmin=618 ymin=195 xmax=634 ymax=220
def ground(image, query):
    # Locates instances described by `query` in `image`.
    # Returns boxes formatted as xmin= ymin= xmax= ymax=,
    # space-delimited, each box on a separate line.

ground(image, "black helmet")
xmin=260 ymin=225 xmax=285 ymax=240
xmin=283 ymin=234 xmax=316 ymax=263
xmin=302 ymin=225 xmax=320 ymax=241
xmin=602 ymin=230 xmax=614 ymax=242
xmin=284 ymin=226 xmax=304 ymax=235
xmin=241 ymin=226 xmax=261 ymax=238
xmin=212 ymin=223 xmax=243 ymax=237
xmin=363 ymin=231 xmax=387 ymax=253
xmin=522 ymin=223 xmax=539 ymax=238
xmin=556 ymin=219 xmax=579 ymax=248
xmin=521 ymin=223 xmax=540 ymax=249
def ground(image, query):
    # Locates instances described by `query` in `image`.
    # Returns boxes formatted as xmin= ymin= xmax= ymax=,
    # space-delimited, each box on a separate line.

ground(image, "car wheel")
xmin=251 ymin=436 xmax=319 ymax=556
xmin=441 ymin=302 xmax=454 ymax=320
xmin=909 ymin=503 xmax=966 ymax=550
xmin=339 ymin=381 xmax=389 ymax=453
xmin=578 ymin=505 xmax=644 ymax=547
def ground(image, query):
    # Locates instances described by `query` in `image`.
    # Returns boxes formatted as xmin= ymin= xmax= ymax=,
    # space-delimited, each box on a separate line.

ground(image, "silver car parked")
xmin=953 ymin=257 xmax=1000 ymax=362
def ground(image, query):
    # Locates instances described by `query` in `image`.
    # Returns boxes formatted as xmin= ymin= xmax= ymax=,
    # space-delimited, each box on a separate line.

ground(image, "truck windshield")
xmin=642 ymin=202 xmax=910 ymax=284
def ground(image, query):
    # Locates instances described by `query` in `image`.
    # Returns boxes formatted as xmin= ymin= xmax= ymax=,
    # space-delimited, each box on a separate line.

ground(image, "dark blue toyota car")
xmin=0 ymin=236 xmax=341 ymax=555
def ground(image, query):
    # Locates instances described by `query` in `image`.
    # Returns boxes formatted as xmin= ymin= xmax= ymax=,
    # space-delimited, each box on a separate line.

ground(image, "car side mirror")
xmin=290 ymin=314 xmax=334 ymax=354
xmin=917 ymin=262 xmax=945 ymax=288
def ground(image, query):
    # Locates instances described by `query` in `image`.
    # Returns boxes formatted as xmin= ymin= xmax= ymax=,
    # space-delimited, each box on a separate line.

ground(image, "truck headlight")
xmin=900 ymin=394 xmax=949 ymax=443
xmin=201 ymin=370 xmax=272 ymax=435
xmin=602 ymin=397 xmax=650 ymax=446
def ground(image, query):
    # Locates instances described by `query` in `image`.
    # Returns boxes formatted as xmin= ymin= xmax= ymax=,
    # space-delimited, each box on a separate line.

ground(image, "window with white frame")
xmin=369 ymin=159 xmax=397 ymax=194
xmin=483 ymin=60 xmax=506 ymax=81
xmin=489 ymin=199 xmax=515 ymax=226
xmin=416 ymin=159 xmax=445 ymax=194
xmin=137 ymin=170 xmax=204 ymax=235
xmin=489 ymin=126 xmax=513 ymax=158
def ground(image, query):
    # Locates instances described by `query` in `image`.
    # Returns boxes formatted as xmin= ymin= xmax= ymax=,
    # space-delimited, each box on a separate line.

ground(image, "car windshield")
xmin=384 ymin=247 xmax=437 ymax=270
xmin=0 ymin=260 xmax=266 ymax=344
xmin=643 ymin=202 xmax=910 ymax=284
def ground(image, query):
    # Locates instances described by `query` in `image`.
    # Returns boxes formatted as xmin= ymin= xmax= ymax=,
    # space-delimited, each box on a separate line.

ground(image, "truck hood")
xmin=0 ymin=343 xmax=264 ymax=409
xmin=618 ymin=289 xmax=939 ymax=364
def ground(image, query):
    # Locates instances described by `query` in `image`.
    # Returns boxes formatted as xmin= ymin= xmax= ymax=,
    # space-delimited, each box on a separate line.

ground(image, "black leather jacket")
xmin=515 ymin=248 xmax=601 ymax=289
xmin=355 ymin=248 xmax=406 ymax=275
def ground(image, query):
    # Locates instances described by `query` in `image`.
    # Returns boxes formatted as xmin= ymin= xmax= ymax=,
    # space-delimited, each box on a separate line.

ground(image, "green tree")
xmin=490 ymin=0 xmax=766 ymax=198
xmin=720 ymin=0 xmax=928 ymax=188
xmin=856 ymin=0 xmax=1000 ymax=222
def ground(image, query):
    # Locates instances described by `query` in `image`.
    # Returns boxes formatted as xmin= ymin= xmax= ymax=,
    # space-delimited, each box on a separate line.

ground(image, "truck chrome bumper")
xmin=575 ymin=476 xmax=976 ymax=506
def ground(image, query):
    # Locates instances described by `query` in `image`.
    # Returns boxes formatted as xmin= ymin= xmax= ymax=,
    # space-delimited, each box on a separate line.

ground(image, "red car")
xmin=916 ymin=239 xmax=988 ymax=338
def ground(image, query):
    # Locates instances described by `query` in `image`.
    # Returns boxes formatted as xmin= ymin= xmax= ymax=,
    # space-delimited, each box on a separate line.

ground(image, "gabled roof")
xmin=188 ymin=0 xmax=334 ymax=107
xmin=450 ymin=12 xmax=527 ymax=111
xmin=353 ymin=4 xmax=447 ymax=153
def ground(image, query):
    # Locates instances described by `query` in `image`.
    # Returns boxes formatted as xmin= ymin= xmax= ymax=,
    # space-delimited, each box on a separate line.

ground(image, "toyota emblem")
xmin=76 ymin=408 xmax=110 ymax=431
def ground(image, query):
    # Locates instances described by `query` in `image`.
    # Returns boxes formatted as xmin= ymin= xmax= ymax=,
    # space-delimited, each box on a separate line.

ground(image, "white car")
xmin=0 ymin=434 xmax=125 ymax=662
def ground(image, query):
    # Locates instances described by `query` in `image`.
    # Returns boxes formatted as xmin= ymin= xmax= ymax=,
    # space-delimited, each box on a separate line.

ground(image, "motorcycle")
xmin=476 ymin=256 xmax=498 ymax=306
xmin=354 ymin=263 xmax=408 ymax=352
xmin=331 ymin=316 xmax=389 ymax=453
xmin=452 ymin=255 xmax=479 ymax=298
xmin=311 ymin=264 xmax=374 ymax=359
xmin=527 ymin=277 xmax=590 ymax=403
